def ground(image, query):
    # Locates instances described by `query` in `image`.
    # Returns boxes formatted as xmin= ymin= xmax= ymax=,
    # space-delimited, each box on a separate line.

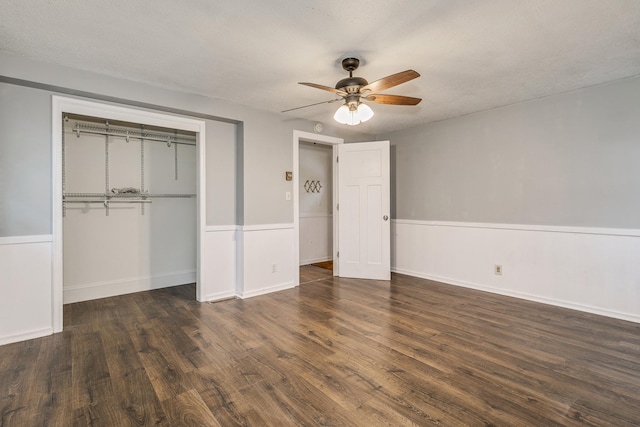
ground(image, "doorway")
xmin=52 ymin=96 xmax=207 ymax=333
xmin=299 ymin=140 xmax=332 ymax=265
xmin=292 ymin=130 xmax=343 ymax=287
xmin=293 ymin=132 xmax=391 ymax=284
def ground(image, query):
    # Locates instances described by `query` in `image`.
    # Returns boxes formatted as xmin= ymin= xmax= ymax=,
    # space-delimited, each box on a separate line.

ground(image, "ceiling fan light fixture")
xmin=333 ymin=103 xmax=374 ymax=126
xmin=292 ymin=58 xmax=421 ymax=122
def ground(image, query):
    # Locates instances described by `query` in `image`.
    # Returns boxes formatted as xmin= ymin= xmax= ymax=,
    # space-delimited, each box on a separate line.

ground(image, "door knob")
xmin=383 ymin=215 xmax=389 ymax=221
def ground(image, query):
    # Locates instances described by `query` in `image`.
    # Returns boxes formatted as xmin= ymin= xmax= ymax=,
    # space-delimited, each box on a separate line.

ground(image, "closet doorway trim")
xmin=52 ymin=96 xmax=207 ymax=333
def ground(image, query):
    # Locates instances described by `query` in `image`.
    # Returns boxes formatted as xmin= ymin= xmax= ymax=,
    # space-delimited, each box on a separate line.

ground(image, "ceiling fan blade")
xmin=364 ymin=94 xmax=422 ymax=105
xmin=361 ymin=70 xmax=420 ymax=93
xmin=299 ymin=82 xmax=347 ymax=96
xmin=281 ymin=98 xmax=342 ymax=113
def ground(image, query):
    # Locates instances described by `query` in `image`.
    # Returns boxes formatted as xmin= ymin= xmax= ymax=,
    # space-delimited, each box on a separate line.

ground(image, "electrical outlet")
xmin=272 ymin=264 xmax=277 ymax=273
xmin=495 ymin=264 xmax=502 ymax=275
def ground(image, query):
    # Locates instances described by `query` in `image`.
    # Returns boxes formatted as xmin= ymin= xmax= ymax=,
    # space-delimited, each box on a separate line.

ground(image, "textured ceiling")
xmin=2 ymin=1 xmax=640 ymax=135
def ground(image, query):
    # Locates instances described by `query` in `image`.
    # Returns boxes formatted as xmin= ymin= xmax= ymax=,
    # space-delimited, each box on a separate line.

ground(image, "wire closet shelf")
xmin=72 ymin=121 xmax=197 ymax=146
xmin=62 ymin=117 xmax=196 ymax=216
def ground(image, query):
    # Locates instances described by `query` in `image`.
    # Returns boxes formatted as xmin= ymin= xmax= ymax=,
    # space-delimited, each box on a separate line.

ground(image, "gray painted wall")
xmin=299 ymin=141 xmax=332 ymax=215
xmin=382 ymin=76 xmax=640 ymax=228
xmin=0 ymin=83 xmax=51 ymax=236
xmin=205 ymin=119 xmax=237 ymax=226
xmin=0 ymin=51 xmax=370 ymax=236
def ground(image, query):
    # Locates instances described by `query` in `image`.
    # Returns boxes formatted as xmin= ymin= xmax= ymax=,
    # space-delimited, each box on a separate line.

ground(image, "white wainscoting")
xmin=299 ymin=213 xmax=332 ymax=265
xmin=0 ymin=235 xmax=53 ymax=345
xmin=239 ymin=224 xmax=295 ymax=299
xmin=392 ymin=220 xmax=640 ymax=323
xmin=203 ymin=225 xmax=239 ymax=301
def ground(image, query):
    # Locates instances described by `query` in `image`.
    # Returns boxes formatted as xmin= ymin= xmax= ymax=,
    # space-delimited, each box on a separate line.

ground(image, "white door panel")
xmin=343 ymin=184 xmax=360 ymax=263
xmin=338 ymin=141 xmax=390 ymax=280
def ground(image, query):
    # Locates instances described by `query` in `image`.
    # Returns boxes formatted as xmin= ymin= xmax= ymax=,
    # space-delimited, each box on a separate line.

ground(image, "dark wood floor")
xmin=1 ymin=267 xmax=640 ymax=426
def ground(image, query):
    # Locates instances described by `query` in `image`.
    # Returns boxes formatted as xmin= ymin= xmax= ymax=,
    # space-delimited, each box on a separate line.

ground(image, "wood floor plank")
xmin=26 ymin=332 xmax=73 ymax=427
xmin=128 ymin=320 xmax=192 ymax=402
xmin=0 ymin=340 xmax=42 ymax=426
xmin=71 ymin=395 xmax=134 ymax=427
xmin=100 ymin=323 xmax=168 ymax=426
xmin=1 ymin=268 xmax=640 ymax=426
xmin=162 ymin=389 xmax=221 ymax=427
xmin=71 ymin=331 xmax=114 ymax=411
xmin=245 ymin=346 xmax=358 ymax=426
xmin=186 ymin=364 xmax=267 ymax=426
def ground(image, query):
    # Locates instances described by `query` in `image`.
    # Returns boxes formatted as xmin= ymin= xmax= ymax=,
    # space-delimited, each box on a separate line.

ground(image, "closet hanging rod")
xmin=64 ymin=200 xmax=152 ymax=204
xmin=72 ymin=123 xmax=196 ymax=146
xmin=63 ymin=192 xmax=195 ymax=198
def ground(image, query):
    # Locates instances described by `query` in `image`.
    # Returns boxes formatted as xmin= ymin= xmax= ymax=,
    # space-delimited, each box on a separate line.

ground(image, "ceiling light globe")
xmin=348 ymin=108 xmax=362 ymax=126
xmin=333 ymin=105 xmax=351 ymax=124
xmin=358 ymin=103 xmax=374 ymax=123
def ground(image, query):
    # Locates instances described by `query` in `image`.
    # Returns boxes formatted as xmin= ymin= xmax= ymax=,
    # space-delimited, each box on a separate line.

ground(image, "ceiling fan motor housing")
xmin=335 ymin=76 xmax=368 ymax=92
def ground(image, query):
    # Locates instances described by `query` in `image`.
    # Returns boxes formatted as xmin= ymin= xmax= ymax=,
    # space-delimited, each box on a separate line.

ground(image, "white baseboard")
xmin=300 ymin=256 xmax=332 ymax=266
xmin=0 ymin=327 xmax=53 ymax=346
xmin=204 ymin=291 xmax=237 ymax=302
xmin=64 ymin=270 xmax=196 ymax=304
xmin=238 ymin=281 xmax=295 ymax=299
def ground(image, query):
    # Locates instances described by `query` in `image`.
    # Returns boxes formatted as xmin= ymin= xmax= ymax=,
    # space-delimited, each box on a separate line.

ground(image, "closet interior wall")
xmin=62 ymin=114 xmax=197 ymax=303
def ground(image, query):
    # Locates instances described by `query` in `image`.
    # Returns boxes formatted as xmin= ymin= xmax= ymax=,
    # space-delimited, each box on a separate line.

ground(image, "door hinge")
xmin=337 ymin=251 xmax=340 ymax=258
xmin=336 ymin=203 xmax=339 ymax=211
xmin=336 ymin=156 xmax=339 ymax=163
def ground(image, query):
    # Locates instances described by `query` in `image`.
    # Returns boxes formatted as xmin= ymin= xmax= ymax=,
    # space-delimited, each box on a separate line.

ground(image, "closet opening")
xmin=61 ymin=113 xmax=198 ymax=305
xmin=52 ymin=96 xmax=209 ymax=332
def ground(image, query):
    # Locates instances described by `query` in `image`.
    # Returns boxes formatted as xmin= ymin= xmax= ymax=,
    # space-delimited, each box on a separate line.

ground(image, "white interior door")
xmin=338 ymin=141 xmax=390 ymax=280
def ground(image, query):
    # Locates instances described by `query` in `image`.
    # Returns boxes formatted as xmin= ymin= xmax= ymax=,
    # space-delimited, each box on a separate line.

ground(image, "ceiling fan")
xmin=283 ymin=58 xmax=422 ymax=126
